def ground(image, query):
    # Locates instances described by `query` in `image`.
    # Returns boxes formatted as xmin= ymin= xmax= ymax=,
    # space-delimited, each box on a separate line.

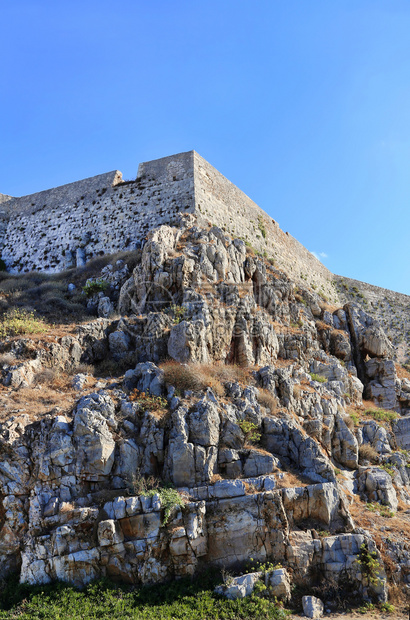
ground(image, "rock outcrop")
xmin=0 ymin=219 xmax=407 ymax=610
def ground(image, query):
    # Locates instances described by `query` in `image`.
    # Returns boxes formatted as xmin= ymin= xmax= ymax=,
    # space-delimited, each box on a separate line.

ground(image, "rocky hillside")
xmin=0 ymin=221 xmax=410 ymax=613
xmin=335 ymin=275 xmax=410 ymax=366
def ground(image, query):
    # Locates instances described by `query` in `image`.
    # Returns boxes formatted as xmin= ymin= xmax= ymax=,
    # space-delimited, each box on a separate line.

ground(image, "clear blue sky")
xmin=1 ymin=1 xmax=410 ymax=295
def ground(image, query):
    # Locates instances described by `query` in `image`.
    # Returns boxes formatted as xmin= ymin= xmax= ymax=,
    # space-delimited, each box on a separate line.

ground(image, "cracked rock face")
xmin=0 ymin=222 xmax=405 ymax=603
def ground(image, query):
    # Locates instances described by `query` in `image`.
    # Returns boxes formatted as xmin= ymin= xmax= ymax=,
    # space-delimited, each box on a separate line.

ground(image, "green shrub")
xmin=129 ymin=389 xmax=168 ymax=413
xmin=143 ymin=486 xmax=185 ymax=526
xmin=380 ymin=463 xmax=395 ymax=478
xmin=357 ymin=543 xmax=382 ymax=586
xmin=364 ymin=408 xmax=398 ymax=423
xmin=82 ymin=277 xmax=109 ymax=297
xmin=0 ymin=574 xmax=289 ymax=619
xmin=309 ymin=373 xmax=327 ymax=383
xmin=165 ymin=304 xmax=186 ymax=324
xmin=0 ymin=308 xmax=47 ymax=337
xmin=258 ymin=216 xmax=267 ymax=240
xmin=239 ymin=420 xmax=261 ymax=444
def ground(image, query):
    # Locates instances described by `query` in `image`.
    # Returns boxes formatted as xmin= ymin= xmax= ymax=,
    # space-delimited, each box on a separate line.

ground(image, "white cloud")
xmin=310 ymin=251 xmax=328 ymax=261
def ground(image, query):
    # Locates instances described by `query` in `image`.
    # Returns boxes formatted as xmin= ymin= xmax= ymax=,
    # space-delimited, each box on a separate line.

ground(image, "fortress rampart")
xmin=0 ymin=151 xmax=337 ymax=301
xmin=0 ymin=150 xmax=409 ymax=359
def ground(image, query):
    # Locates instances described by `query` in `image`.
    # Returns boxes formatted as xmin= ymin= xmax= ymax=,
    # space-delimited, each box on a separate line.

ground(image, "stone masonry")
xmin=0 ymin=151 xmax=337 ymax=301
xmin=1 ymin=151 xmax=409 ymax=360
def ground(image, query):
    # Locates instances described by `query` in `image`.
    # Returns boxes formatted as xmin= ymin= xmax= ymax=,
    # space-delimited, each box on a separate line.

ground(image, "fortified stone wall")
xmin=0 ymin=151 xmax=338 ymax=304
xmin=3 ymin=150 xmax=409 ymax=320
xmin=192 ymin=152 xmax=337 ymax=302
xmin=0 ymin=155 xmax=196 ymax=273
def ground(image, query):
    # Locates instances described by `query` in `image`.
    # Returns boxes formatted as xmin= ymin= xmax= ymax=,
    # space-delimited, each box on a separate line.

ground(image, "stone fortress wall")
xmin=0 ymin=151 xmax=337 ymax=301
xmin=1 ymin=151 xmax=409 ymax=354
xmin=192 ymin=152 xmax=337 ymax=302
xmin=0 ymin=154 xmax=196 ymax=273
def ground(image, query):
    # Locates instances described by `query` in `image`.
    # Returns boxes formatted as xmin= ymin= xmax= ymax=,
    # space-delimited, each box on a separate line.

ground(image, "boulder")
xmin=214 ymin=571 xmax=262 ymax=600
xmin=265 ymin=568 xmax=291 ymax=601
xmin=302 ymin=595 xmax=324 ymax=619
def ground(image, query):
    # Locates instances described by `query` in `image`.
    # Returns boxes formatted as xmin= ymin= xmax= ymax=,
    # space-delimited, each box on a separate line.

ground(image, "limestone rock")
xmin=73 ymin=393 xmax=116 ymax=479
xmin=97 ymin=296 xmax=114 ymax=318
xmin=331 ymin=414 xmax=358 ymax=469
xmin=302 ymin=595 xmax=324 ymax=619
xmin=357 ymin=466 xmax=398 ymax=511
xmin=265 ymin=567 xmax=291 ymax=601
xmin=123 ymin=362 xmax=164 ymax=396
xmin=108 ymin=330 xmax=131 ymax=360
xmin=215 ymin=572 xmax=262 ymax=599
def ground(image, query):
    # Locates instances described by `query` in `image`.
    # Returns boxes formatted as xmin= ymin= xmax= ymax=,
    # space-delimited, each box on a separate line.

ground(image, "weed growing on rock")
xmin=0 ymin=308 xmax=47 ymax=337
xmin=239 ymin=420 xmax=261 ymax=444
xmin=258 ymin=216 xmax=267 ymax=240
xmin=357 ymin=543 xmax=383 ymax=587
xmin=82 ymin=277 xmax=109 ymax=297
xmin=129 ymin=389 xmax=168 ymax=413
xmin=309 ymin=373 xmax=327 ymax=383
xmin=380 ymin=463 xmax=396 ymax=478
xmin=165 ymin=304 xmax=186 ymax=324
xmin=366 ymin=500 xmax=395 ymax=518
xmin=144 ymin=487 xmax=185 ymax=526
xmin=364 ymin=409 xmax=398 ymax=423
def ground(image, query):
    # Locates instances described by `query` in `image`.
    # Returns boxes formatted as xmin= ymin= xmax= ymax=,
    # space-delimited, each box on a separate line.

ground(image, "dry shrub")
xmin=216 ymin=364 xmax=252 ymax=385
xmin=34 ymin=368 xmax=59 ymax=386
xmin=275 ymin=470 xmax=309 ymax=488
xmin=0 ymin=353 xmax=16 ymax=367
xmin=161 ymin=361 xmax=229 ymax=396
xmin=59 ymin=501 xmax=75 ymax=514
xmin=34 ymin=369 xmax=78 ymax=391
xmin=293 ymin=384 xmax=302 ymax=398
xmin=358 ymin=443 xmax=379 ymax=464
xmin=243 ymin=481 xmax=258 ymax=494
xmin=343 ymin=414 xmax=355 ymax=431
xmin=396 ymin=363 xmax=410 ymax=381
xmin=72 ymin=363 xmax=95 ymax=375
xmin=257 ymin=388 xmax=278 ymax=413
xmin=210 ymin=473 xmax=223 ymax=484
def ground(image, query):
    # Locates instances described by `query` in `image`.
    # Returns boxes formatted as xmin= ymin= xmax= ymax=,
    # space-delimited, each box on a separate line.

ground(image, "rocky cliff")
xmin=0 ymin=217 xmax=409 ymax=610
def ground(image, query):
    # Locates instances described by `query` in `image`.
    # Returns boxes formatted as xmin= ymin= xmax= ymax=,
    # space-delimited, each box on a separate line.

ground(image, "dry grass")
xmin=358 ymin=443 xmax=379 ymax=464
xmin=343 ymin=414 xmax=355 ymax=431
xmin=210 ymin=473 xmax=223 ymax=484
xmin=59 ymin=501 xmax=75 ymax=514
xmin=0 ymin=352 xmax=16 ymax=366
xmin=0 ymin=249 xmax=140 ymax=326
xmin=243 ymin=481 xmax=258 ymax=494
xmin=275 ymin=470 xmax=310 ymax=488
xmin=315 ymin=320 xmax=332 ymax=332
xmin=160 ymin=361 xmax=253 ymax=396
xmin=396 ymin=363 xmax=410 ymax=381
xmin=0 ymin=370 xmax=99 ymax=424
xmin=256 ymin=388 xmax=279 ymax=413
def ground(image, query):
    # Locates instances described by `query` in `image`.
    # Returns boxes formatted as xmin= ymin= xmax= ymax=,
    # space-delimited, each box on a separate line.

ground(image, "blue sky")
xmin=1 ymin=1 xmax=410 ymax=295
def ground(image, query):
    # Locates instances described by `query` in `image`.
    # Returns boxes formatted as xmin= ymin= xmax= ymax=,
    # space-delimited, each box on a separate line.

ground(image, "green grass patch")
xmin=309 ymin=373 xmax=327 ymax=383
xmin=0 ymin=574 xmax=290 ymax=619
xmin=82 ymin=277 xmax=109 ymax=298
xmin=364 ymin=408 xmax=398 ymax=423
xmin=257 ymin=216 xmax=267 ymax=240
